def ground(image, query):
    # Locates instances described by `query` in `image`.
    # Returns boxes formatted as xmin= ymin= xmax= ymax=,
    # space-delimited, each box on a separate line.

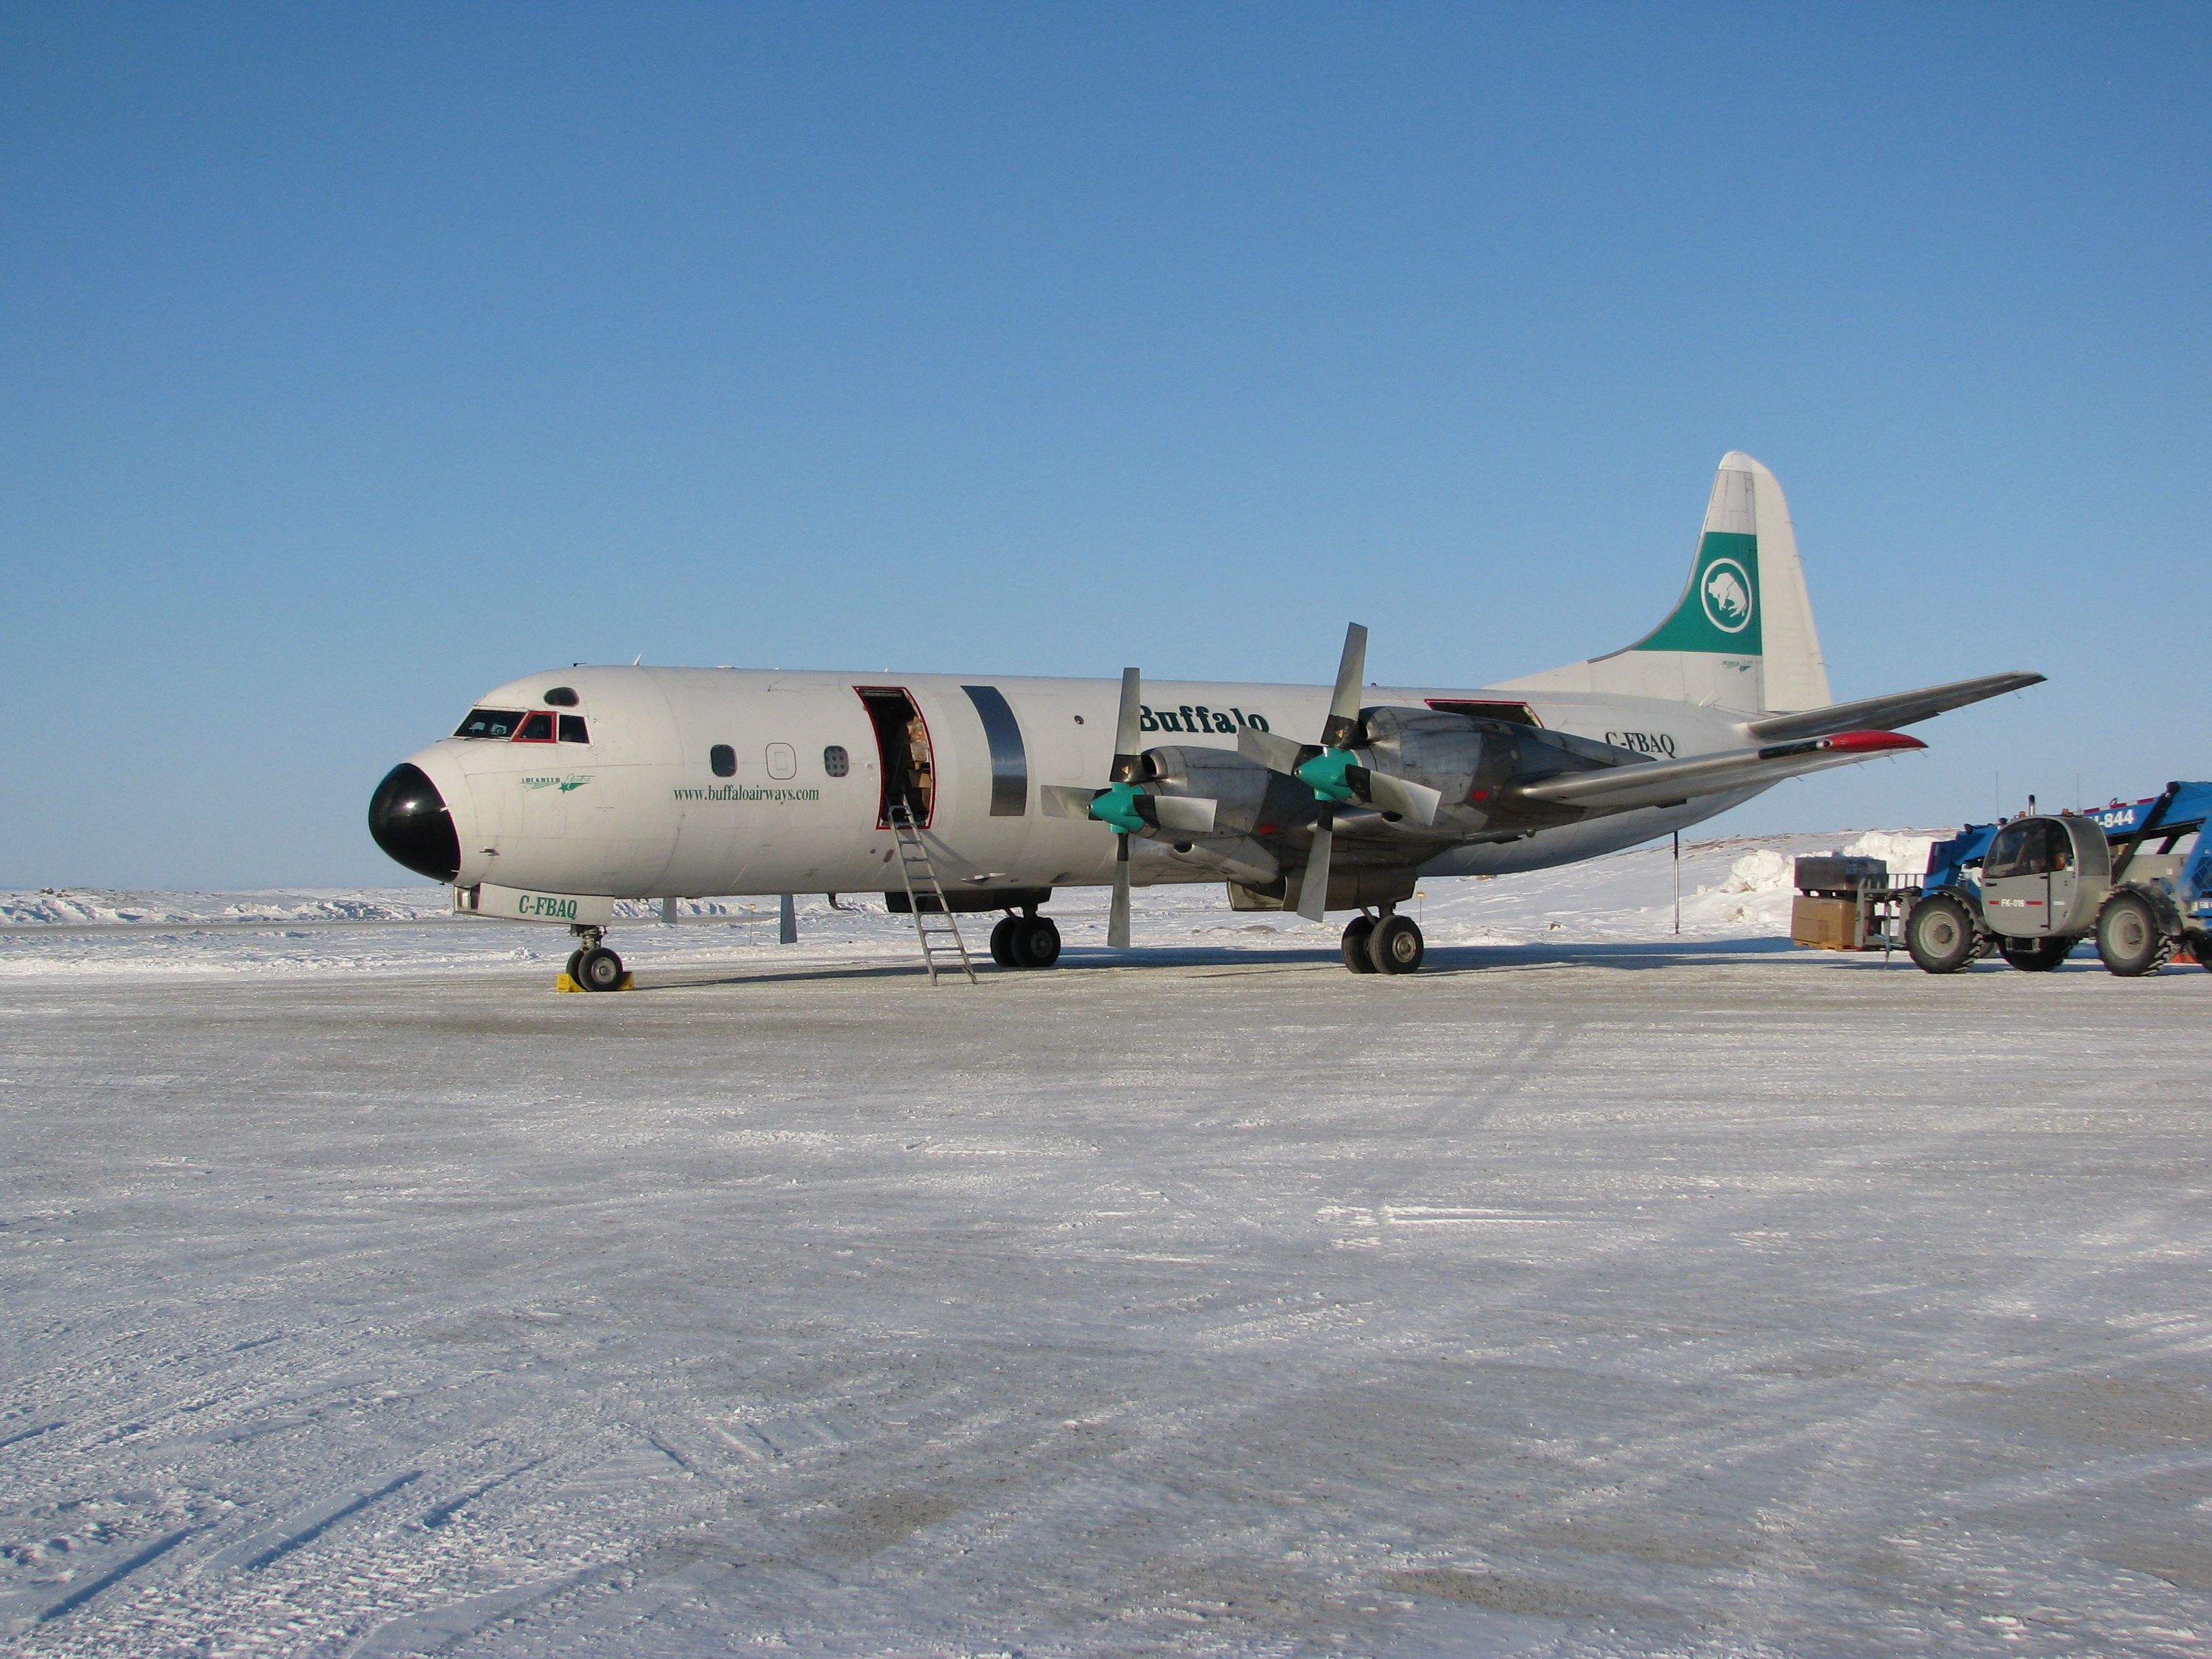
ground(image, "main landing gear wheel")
xmin=2096 ymin=890 xmax=2171 ymax=977
xmin=1368 ymin=914 xmax=1425 ymax=975
xmin=2000 ymin=936 xmax=2074 ymax=972
xmin=1340 ymin=916 xmax=1377 ymax=973
xmin=988 ymin=916 xmax=1020 ymax=967
xmin=1015 ymin=916 xmax=1061 ymax=968
xmin=1906 ymin=894 xmax=1978 ymax=975
xmin=575 ymin=945 xmax=626 ymax=991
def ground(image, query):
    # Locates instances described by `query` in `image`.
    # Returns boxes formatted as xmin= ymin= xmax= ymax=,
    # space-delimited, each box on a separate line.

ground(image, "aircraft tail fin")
xmin=1496 ymin=452 xmax=1832 ymax=714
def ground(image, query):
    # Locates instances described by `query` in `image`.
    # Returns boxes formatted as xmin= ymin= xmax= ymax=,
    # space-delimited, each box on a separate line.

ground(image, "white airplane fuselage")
xmin=392 ymin=665 xmax=1756 ymax=903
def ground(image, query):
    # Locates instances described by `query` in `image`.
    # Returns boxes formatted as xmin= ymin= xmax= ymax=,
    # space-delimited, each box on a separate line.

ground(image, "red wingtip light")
xmin=1822 ymin=729 xmax=1926 ymax=754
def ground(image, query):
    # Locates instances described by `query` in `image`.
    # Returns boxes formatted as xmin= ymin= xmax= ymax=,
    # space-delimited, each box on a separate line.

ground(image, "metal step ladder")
xmin=889 ymin=806 xmax=976 ymax=985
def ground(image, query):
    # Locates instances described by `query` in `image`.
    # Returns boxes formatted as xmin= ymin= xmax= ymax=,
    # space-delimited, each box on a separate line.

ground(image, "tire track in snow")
xmin=32 ymin=1524 xmax=197 ymax=1624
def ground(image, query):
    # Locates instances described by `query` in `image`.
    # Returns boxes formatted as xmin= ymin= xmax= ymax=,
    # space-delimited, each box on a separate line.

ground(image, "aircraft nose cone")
xmin=368 ymin=763 xmax=461 ymax=882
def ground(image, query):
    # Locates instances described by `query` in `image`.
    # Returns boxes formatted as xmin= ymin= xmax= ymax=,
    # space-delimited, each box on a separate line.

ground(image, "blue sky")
xmin=4 ymin=4 xmax=2207 ymax=887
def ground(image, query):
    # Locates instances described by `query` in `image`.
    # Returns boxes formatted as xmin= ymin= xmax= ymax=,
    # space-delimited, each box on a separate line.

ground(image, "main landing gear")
xmin=564 ymin=925 xmax=627 ymax=992
xmin=1339 ymin=907 xmax=1425 ymax=975
xmin=988 ymin=908 xmax=1062 ymax=970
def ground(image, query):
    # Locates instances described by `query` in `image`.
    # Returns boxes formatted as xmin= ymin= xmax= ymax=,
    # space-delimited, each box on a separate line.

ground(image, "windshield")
xmin=454 ymin=708 xmax=524 ymax=739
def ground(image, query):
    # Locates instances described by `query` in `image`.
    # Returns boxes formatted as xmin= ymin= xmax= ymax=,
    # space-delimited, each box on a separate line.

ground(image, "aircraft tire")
xmin=2096 ymin=890 xmax=2171 ymax=977
xmin=1906 ymin=894 xmax=1977 ymax=974
xmin=576 ymin=946 xmax=626 ymax=991
xmin=988 ymin=916 xmax=1020 ymax=967
xmin=2000 ymin=936 xmax=2074 ymax=972
xmin=1368 ymin=915 xmax=1425 ymax=975
xmin=1015 ymin=916 xmax=1061 ymax=969
xmin=563 ymin=949 xmax=584 ymax=983
xmin=1340 ymin=916 xmax=1377 ymax=973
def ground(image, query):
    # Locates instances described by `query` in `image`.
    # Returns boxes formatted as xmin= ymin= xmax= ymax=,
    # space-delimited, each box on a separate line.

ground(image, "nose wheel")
xmin=564 ymin=927 xmax=628 ymax=991
xmin=1341 ymin=912 xmax=1424 ymax=974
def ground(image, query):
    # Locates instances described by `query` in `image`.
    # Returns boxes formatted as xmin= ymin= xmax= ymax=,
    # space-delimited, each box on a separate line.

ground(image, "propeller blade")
xmin=1356 ymin=769 xmax=1444 ymax=825
xmin=1108 ymin=832 xmax=1132 ymax=947
xmin=1149 ymin=795 xmax=1218 ymax=833
xmin=1039 ymin=784 xmax=1097 ymax=819
xmin=1111 ymin=667 xmax=1144 ymax=781
xmin=1320 ymin=623 xmax=1368 ymax=750
xmin=1237 ymin=725 xmax=1305 ymax=775
xmin=1296 ymin=807 xmax=1333 ymax=922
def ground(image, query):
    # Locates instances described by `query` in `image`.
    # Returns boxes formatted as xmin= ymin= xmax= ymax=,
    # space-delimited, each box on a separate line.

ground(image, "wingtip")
xmin=1825 ymin=729 xmax=1927 ymax=754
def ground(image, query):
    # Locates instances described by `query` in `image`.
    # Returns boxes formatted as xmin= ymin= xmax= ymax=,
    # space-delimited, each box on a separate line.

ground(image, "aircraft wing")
xmin=1743 ymin=671 xmax=2043 ymax=743
xmin=1511 ymin=731 xmax=1924 ymax=812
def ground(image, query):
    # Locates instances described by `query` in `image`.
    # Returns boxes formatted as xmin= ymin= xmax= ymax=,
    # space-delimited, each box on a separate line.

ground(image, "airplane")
xmin=369 ymin=453 xmax=2041 ymax=986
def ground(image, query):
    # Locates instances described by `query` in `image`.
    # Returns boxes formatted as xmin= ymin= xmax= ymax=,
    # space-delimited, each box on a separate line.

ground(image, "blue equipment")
xmin=1908 ymin=782 xmax=2212 ymax=975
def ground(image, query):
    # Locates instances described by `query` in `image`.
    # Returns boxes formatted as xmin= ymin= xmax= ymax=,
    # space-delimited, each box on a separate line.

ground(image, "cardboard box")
xmin=1791 ymin=895 xmax=1863 ymax=950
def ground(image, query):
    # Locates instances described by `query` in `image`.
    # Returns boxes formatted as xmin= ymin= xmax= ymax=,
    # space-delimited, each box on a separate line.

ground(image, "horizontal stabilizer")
xmin=1513 ymin=731 xmax=1925 ymax=812
xmin=1744 ymin=672 xmax=2043 ymax=743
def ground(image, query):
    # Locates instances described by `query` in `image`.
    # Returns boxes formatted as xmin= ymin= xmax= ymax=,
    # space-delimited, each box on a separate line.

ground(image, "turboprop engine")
xmin=1357 ymin=708 xmax=1633 ymax=831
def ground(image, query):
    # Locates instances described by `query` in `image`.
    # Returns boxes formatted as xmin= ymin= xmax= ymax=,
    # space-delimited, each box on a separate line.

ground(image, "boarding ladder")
xmin=889 ymin=806 xmax=977 ymax=985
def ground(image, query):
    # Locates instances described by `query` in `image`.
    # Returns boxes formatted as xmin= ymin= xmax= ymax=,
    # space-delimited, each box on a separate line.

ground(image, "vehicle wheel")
xmin=2000 ymin=936 xmax=2074 ymax=972
xmin=576 ymin=946 xmax=626 ymax=991
xmin=563 ymin=948 xmax=584 ymax=983
xmin=1340 ymin=916 xmax=1377 ymax=973
xmin=988 ymin=915 xmax=1020 ymax=967
xmin=1368 ymin=914 xmax=1425 ymax=975
xmin=1015 ymin=916 xmax=1061 ymax=968
xmin=2189 ymin=930 xmax=2212 ymax=972
xmin=1906 ymin=894 xmax=1977 ymax=974
xmin=2096 ymin=890 xmax=2172 ymax=977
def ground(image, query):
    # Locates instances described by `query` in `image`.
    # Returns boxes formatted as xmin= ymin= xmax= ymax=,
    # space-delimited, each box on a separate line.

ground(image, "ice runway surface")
xmin=3 ymin=852 xmax=2211 ymax=1656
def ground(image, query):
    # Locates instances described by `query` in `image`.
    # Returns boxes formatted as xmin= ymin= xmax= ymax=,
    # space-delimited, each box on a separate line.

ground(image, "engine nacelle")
xmin=1358 ymin=707 xmax=1643 ymax=829
xmin=1141 ymin=743 xmax=1289 ymax=832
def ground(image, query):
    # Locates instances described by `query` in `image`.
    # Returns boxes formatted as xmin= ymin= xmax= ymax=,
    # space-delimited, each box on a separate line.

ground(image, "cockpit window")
xmin=515 ymin=711 xmax=556 ymax=742
xmin=455 ymin=708 xmax=524 ymax=739
xmin=558 ymin=714 xmax=589 ymax=743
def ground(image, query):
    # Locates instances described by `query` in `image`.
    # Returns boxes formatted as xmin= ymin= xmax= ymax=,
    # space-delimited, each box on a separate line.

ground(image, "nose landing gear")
xmin=562 ymin=926 xmax=630 ymax=992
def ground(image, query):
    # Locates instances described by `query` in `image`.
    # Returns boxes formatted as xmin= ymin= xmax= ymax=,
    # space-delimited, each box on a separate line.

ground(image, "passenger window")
xmin=710 ymin=744 xmax=737 ymax=778
xmin=514 ymin=711 xmax=556 ymax=742
xmin=454 ymin=708 xmax=523 ymax=739
xmin=823 ymin=744 xmax=849 ymax=777
xmin=558 ymin=714 xmax=589 ymax=743
xmin=544 ymin=687 xmax=580 ymax=707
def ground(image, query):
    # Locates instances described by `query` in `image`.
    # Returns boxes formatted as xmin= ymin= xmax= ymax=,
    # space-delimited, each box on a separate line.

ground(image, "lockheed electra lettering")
xmin=369 ymin=453 xmax=2041 ymax=983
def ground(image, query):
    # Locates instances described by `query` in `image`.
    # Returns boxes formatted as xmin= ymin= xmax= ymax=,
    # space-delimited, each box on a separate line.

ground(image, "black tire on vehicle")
xmin=576 ymin=946 xmax=626 ymax=991
xmin=2189 ymin=930 xmax=2212 ymax=973
xmin=988 ymin=915 xmax=1020 ymax=967
xmin=2095 ymin=890 xmax=2172 ymax=977
xmin=1015 ymin=916 xmax=1061 ymax=968
xmin=1906 ymin=894 xmax=1977 ymax=974
xmin=1340 ymin=916 xmax=1377 ymax=973
xmin=2000 ymin=935 xmax=2074 ymax=972
xmin=1367 ymin=914 xmax=1425 ymax=975
xmin=563 ymin=949 xmax=584 ymax=983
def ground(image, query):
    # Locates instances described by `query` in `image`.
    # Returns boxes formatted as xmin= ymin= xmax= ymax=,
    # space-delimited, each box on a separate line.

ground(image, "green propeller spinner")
xmin=1039 ymin=667 xmax=1216 ymax=949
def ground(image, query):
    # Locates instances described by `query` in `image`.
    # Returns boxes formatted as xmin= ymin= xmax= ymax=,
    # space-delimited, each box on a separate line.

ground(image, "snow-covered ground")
xmin=0 ymin=831 xmax=1943 ymax=981
xmin=3 ymin=833 xmax=2209 ymax=1658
